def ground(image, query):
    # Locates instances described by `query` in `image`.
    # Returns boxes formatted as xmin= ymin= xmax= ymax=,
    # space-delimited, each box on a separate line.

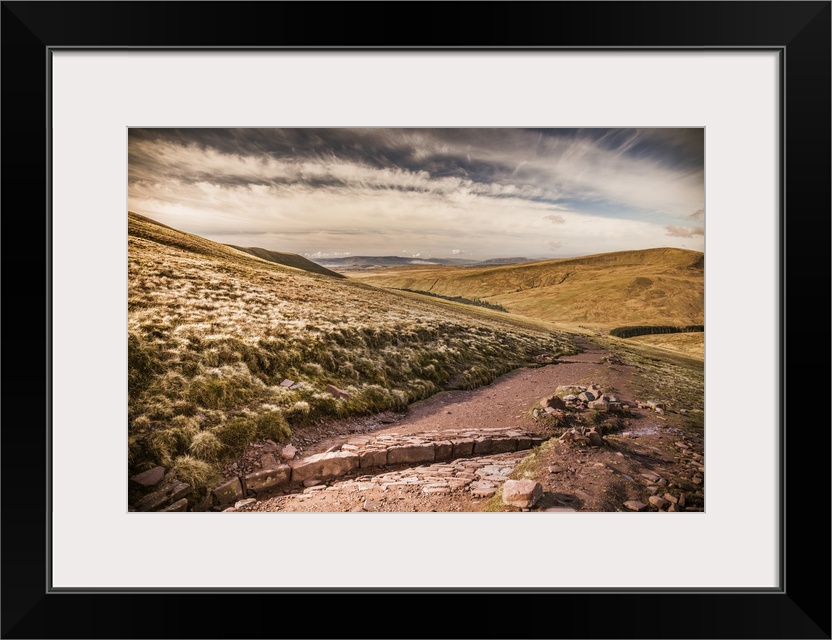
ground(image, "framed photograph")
xmin=3 ymin=2 xmax=829 ymax=638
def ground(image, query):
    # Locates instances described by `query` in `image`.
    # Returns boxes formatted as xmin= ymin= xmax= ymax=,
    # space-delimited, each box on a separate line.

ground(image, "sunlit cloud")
xmin=128 ymin=128 xmax=705 ymax=259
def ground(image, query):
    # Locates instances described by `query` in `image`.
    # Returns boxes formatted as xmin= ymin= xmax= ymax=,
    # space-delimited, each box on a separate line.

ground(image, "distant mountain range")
xmin=309 ymin=256 xmax=533 ymax=270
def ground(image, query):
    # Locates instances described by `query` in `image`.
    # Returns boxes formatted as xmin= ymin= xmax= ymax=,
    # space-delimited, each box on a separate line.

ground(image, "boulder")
xmin=587 ymin=430 xmax=603 ymax=447
xmin=502 ymin=480 xmax=543 ymax=508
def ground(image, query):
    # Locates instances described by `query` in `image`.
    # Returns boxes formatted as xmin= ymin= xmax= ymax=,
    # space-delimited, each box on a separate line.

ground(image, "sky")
xmin=128 ymin=128 xmax=704 ymax=261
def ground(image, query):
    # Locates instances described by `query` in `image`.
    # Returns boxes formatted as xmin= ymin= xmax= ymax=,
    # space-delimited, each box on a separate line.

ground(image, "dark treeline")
xmin=609 ymin=325 xmax=704 ymax=339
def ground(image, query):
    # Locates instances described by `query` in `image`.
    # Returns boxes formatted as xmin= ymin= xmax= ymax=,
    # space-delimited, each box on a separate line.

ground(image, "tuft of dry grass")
xmin=170 ymin=455 xmax=217 ymax=493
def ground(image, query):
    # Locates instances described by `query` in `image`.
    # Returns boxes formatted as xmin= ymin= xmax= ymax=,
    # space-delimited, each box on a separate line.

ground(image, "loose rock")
xmin=502 ymin=480 xmax=543 ymax=508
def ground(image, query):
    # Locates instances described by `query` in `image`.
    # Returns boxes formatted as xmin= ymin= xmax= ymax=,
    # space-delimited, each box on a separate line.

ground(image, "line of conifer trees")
xmin=609 ymin=325 xmax=704 ymax=339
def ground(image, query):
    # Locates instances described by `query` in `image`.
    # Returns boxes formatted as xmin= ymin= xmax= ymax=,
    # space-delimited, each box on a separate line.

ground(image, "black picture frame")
xmin=2 ymin=2 xmax=829 ymax=638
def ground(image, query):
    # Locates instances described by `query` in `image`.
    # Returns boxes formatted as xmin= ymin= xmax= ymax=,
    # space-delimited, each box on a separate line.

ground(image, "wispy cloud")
xmin=128 ymin=128 xmax=704 ymax=258
xmin=665 ymin=225 xmax=705 ymax=238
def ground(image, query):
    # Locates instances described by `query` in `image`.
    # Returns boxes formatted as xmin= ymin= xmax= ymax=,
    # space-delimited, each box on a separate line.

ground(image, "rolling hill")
xmin=353 ymin=248 xmax=704 ymax=331
xmin=227 ymin=245 xmax=345 ymax=279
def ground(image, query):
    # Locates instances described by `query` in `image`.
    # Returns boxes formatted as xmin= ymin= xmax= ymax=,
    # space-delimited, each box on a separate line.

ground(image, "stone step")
xmin=211 ymin=429 xmax=550 ymax=508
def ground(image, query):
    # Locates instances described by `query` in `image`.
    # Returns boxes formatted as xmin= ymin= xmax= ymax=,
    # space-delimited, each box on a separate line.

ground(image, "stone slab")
xmin=433 ymin=441 xmax=454 ymax=462
xmin=490 ymin=438 xmax=517 ymax=454
xmin=131 ymin=466 xmax=165 ymax=487
xmin=246 ymin=465 xmax=291 ymax=492
xmin=451 ymin=438 xmax=475 ymax=457
xmin=387 ymin=443 xmax=435 ymax=465
xmin=212 ymin=477 xmax=244 ymax=506
xmin=289 ymin=451 xmax=359 ymax=483
xmin=159 ymin=498 xmax=188 ymax=512
xmin=359 ymin=448 xmax=388 ymax=470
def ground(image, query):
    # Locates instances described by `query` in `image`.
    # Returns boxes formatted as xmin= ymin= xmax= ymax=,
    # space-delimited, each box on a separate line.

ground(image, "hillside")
xmin=353 ymin=247 xmax=704 ymax=331
xmin=128 ymin=213 xmax=578 ymax=491
xmin=227 ymin=245 xmax=345 ymax=279
xmin=127 ymin=212 xmax=345 ymax=280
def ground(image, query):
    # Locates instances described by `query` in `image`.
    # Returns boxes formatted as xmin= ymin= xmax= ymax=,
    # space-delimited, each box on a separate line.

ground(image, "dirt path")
xmin=233 ymin=337 xmax=705 ymax=513
xmin=294 ymin=337 xmax=625 ymax=455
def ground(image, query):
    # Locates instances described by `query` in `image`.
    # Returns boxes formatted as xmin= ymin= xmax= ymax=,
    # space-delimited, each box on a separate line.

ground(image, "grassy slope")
xmin=626 ymin=332 xmax=704 ymax=360
xmin=128 ymin=213 xmax=578 ymax=484
xmin=227 ymin=245 xmax=345 ymax=279
xmin=354 ymin=248 xmax=704 ymax=331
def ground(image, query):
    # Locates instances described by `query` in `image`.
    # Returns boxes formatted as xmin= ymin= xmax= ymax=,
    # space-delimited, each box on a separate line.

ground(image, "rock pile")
xmin=534 ymin=382 xmax=632 ymax=416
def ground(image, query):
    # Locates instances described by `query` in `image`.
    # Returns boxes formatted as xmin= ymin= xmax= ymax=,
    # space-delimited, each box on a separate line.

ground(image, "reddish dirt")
xmin=235 ymin=338 xmax=705 ymax=513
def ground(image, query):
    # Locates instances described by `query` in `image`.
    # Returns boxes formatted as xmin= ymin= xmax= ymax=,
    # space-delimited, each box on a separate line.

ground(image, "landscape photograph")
xmin=127 ymin=127 xmax=705 ymax=513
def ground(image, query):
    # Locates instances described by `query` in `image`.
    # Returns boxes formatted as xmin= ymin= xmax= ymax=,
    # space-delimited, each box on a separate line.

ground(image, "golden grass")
xmin=625 ymin=332 xmax=704 ymax=360
xmin=128 ymin=212 xmax=578 ymax=475
xmin=353 ymin=247 xmax=704 ymax=330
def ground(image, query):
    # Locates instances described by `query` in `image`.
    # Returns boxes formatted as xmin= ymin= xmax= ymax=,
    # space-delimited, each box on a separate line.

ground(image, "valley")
xmin=128 ymin=213 xmax=704 ymax=514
